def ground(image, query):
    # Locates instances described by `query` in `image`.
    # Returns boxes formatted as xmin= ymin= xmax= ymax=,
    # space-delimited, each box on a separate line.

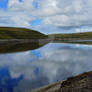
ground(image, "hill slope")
xmin=49 ymin=32 xmax=92 ymax=40
xmin=0 ymin=27 xmax=47 ymax=39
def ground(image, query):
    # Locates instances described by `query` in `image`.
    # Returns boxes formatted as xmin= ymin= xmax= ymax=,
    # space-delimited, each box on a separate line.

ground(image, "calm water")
xmin=0 ymin=42 xmax=92 ymax=92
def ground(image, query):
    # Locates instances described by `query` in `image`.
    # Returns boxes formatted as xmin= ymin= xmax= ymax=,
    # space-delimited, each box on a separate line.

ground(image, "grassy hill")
xmin=1 ymin=27 xmax=92 ymax=41
xmin=49 ymin=32 xmax=92 ymax=40
xmin=0 ymin=27 xmax=47 ymax=39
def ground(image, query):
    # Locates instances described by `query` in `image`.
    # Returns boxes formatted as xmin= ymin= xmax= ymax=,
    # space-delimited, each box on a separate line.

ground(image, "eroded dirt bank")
xmin=31 ymin=71 xmax=92 ymax=92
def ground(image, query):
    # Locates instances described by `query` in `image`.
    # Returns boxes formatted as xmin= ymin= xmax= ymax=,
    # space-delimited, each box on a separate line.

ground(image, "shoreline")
xmin=1 ymin=38 xmax=92 ymax=44
xmin=31 ymin=81 xmax=62 ymax=92
xmin=31 ymin=71 xmax=92 ymax=92
xmin=0 ymin=39 xmax=51 ymax=45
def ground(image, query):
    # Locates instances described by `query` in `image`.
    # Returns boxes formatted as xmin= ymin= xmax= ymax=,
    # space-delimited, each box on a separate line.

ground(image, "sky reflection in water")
xmin=0 ymin=43 xmax=92 ymax=92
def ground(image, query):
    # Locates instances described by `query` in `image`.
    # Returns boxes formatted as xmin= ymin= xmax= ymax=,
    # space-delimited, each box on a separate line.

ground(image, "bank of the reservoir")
xmin=31 ymin=71 xmax=92 ymax=92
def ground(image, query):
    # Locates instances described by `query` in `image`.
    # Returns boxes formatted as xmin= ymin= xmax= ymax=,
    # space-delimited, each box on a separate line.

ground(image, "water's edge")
xmin=31 ymin=71 xmax=92 ymax=92
xmin=31 ymin=81 xmax=61 ymax=92
xmin=1 ymin=39 xmax=92 ymax=45
xmin=0 ymin=39 xmax=51 ymax=45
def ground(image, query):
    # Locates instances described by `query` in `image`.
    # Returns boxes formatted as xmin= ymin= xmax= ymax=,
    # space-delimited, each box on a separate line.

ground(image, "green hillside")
xmin=48 ymin=32 xmax=92 ymax=40
xmin=0 ymin=27 xmax=47 ymax=39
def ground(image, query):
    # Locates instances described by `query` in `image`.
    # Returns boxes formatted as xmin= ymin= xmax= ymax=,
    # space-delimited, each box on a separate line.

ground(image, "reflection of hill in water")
xmin=1 ymin=39 xmax=92 ymax=54
xmin=0 ymin=41 xmax=48 ymax=54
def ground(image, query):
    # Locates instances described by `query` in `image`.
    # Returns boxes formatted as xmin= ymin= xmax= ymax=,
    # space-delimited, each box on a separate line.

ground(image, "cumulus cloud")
xmin=8 ymin=0 xmax=34 ymax=11
xmin=0 ymin=11 xmax=36 ymax=27
xmin=34 ymin=0 xmax=92 ymax=27
xmin=0 ymin=0 xmax=36 ymax=27
xmin=1 ymin=0 xmax=92 ymax=32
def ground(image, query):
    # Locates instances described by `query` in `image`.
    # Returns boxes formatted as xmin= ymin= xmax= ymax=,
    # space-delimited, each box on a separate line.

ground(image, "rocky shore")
xmin=31 ymin=71 xmax=92 ymax=92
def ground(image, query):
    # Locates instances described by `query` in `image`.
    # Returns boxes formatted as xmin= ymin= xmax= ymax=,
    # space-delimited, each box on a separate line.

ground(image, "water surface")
xmin=0 ymin=42 xmax=92 ymax=92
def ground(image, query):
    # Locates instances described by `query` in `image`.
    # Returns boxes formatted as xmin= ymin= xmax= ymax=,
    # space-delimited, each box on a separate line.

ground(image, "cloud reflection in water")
xmin=0 ymin=43 xmax=92 ymax=91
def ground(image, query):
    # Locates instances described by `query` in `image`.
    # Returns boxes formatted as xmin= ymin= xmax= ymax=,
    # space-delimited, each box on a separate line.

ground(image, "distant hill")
xmin=48 ymin=32 xmax=92 ymax=40
xmin=1 ymin=27 xmax=92 ymax=42
xmin=0 ymin=27 xmax=47 ymax=39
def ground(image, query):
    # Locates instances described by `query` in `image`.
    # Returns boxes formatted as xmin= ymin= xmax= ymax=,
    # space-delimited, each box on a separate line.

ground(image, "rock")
xmin=31 ymin=71 xmax=92 ymax=92
xmin=61 ymin=71 xmax=92 ymax=92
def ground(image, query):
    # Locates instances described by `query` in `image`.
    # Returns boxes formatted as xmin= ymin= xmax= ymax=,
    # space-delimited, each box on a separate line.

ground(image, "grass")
xmin=1 ymin=27 xmax=92 ymax=45
xmin=1 ymin=27 xmax=92 ymax=53
xmin=0 ymin=27 xmax=47 ymax=39
xmin=49 ymin=32 xmax=92 ymax=45
xmin=1 ymin=27 xmax=92 ymax=40
xmin=48 ymin=32 xmax=92 ymax=40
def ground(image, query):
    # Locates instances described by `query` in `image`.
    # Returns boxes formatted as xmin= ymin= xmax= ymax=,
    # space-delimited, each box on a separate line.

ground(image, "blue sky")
xmin=0 ymin=0 xmax=43 ymax=26
xmin=0 ymin=0 xmax=8 ymax=9
xmin=19 ymin=0 xmax=23 ymax=3
xmin=30 ymin=19 xmax=43 ymax=26
xmin=33 ymin=0 xmax=38 ymax=9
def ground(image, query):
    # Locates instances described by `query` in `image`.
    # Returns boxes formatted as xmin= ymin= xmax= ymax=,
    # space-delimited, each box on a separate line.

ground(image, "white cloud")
xmin=32 ymin=0 xmax=92 ymax=27
xmin=0 ymin=11 xmax=36 ymax=27
xmin=1 ymin=0 xmax=92 ymax=32
xmin=8 ymin=0 xmax=34 ymax=11
xmin=10 ymin=12 xmax=35 ymax=27
xmin=0 ymin=0 xmax=36 ymax=28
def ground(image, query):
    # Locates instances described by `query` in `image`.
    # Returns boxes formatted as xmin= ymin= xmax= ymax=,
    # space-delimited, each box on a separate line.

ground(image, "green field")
xmin=1 ymin=27 xmax=92 ymax=41
xmin=1 ymin=27 xmax=92 ymax=53
xmin=0 ymin=27 xmax=47 ymax=39
xmin=48 ymin=32 xmax=92 ymax=40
